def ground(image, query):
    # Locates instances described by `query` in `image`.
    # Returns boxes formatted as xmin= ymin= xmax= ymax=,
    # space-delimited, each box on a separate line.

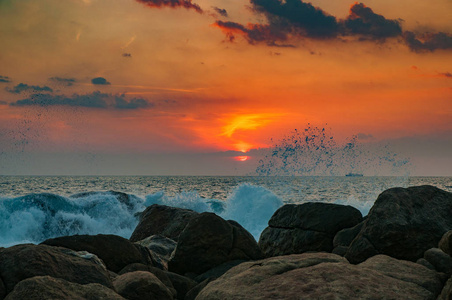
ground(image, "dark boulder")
xmin=333 ymin=222 xmax=364 ymax=248
xmin=259 ymin=203 xmax=362 ymax=257
xmin=135 ymin=235 xmax=177 ymax=270
xmin=439 ymin=230 xmax=452 ymax=256
xmin=0 ymin=278 xmax=5 ymax=300
xmin=439 ymin=277 xmax=452 ymax=300
xmin=165 ymin=272 xmax=197 ymax=300
xmin=113 ymin=271 xmax=173 ymax=300
xmin=0 ymin=244 xmax=113 ymax=293
xmin=194 ymin=260 xmax=245 ymax=283
xmin=130 ymin=205 xmax=198 ymax=242
xmin=168 ymin=213 xmax=262 ymax=275
xmin=4 ymin=276 xmax=124 ymax=300
xmin=424 ymin=248 xmax=452 ymax=276
xmin=42 ymin=234 xmax=152 ymax=273
xmin=196 ymin=253 xmax=443 ymax=300
xmin=345 ymin=185 xmax=452 ymax=263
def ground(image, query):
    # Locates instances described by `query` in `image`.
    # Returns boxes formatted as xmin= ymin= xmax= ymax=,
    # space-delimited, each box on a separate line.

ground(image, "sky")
xmin=0 ymin=0 xmax=451 ymax=175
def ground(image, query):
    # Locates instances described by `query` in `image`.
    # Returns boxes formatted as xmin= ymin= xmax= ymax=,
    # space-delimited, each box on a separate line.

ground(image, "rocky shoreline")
xmin=1 ymin=185 xmax=452 ymax=299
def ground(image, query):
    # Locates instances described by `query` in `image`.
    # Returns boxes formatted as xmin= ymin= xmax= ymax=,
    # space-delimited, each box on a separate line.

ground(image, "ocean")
xmin=0 ymin=176 xmax=451 ymax=248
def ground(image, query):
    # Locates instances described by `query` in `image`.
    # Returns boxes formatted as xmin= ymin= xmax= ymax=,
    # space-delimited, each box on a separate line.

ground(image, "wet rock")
xmin=135 ymin=235 xmax=177 ymax=270
xmin=345 ymin=186 xmax=452 ymax=264
xmin=4 ymin=276 xmax=124 ymax=300
xmin=168 ymin=213 xmax=262 ymax=275
xmin=259 ymin=203 xmax=362 ymax=257
xmin=0 ymin=244 xmax=113 ymax=293
xmin=42 ymin=234 xmax=152 ymax=273
xmin=113 ymin=271 xmax=173 ymax=300
xmin=439 ymin=230 xmax=452 ymax=256
xmin=130 ymin=205 xmax=198 ymax=242
xmin=196 ymin=253 xmax=442 ymax=300
xmin=424 ymin=248 xmax=452 ymax=276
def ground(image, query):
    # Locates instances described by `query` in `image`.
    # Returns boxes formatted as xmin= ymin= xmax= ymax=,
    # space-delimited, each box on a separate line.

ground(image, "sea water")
xmin=0 ymin=176 xmax=451 ymax=247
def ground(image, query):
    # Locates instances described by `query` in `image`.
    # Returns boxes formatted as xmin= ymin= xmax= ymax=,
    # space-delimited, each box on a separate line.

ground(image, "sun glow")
xmin=234 ymin=156 xmax=249 ymax=162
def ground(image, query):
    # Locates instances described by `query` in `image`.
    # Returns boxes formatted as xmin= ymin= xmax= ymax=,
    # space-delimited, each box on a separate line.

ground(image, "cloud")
xmin=122 ymin=53 xmax=132 ymax=58
xmin=91 ymin=77 xmax=111 ymax=85
xmin=404 ymin=31 xmax=452 ymax=52
xmin=343 ymin=3 xmax=402 ymax=39
xmin=10 ymin=91 xmax=153 ymax=110
xmin=6 ymin=83 xmax=53 ymax=94
xmin=0 ymin=101 xmax=7 ymax=105
xmin=135 ymin=0 xmax=202 ymax=13
xmin=213 ymin=21 xmax=288 ymax=45
xmin=0 ymin=75 xmax=11 ymax=83
xmin=212 ymin=1 xmax=452 ymax=53
xmin=250 ymin=0 xmax=339 ymax=39
xmin=49 ymin=77 xmax=76 ymax=86
xmin=439 ymin=72 xmax=452 ymax=78
xmin=212 ymin=6 xmax=228 ymax=17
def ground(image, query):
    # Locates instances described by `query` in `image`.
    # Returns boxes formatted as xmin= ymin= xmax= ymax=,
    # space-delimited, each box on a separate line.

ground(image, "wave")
xmin=0 ymin=183 xmax=373 ymax=247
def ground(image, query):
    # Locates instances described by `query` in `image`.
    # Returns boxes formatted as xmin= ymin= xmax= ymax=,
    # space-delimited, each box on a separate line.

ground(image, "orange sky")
xmin=0 ymin=0 xmax=451 ymax=175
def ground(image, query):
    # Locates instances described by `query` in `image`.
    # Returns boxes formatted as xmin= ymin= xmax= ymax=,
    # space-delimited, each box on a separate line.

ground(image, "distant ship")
xmin=345 ymin=172 xmax=363 ymax=177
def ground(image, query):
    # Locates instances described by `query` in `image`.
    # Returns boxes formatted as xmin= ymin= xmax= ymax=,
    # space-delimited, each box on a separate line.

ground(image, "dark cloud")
xmin=91 ymin=77 xmax=111 ymax=85
xmin=343 ymin=3 xmax=402 ymax=39
xmin=439 ymin=72 xmax=452 ymax=78
xmin=6 ymin=83 xmax=53 ymax=94
xmin=49 ymin=77 xmax=76 ymax=86
xmin=10 ymin=91 xmax=153 ymax=110
xmin=136 ymin=0 xmax=202 ymax=13
xmin=122 ymin=53 xmax=132 ymax=58
xmin=213 ymin=1 xmax=452 ymax=53
xmin=213 ymin=6 xmax=228 ymax=17
xmin=213 ymin=21 xmax=289 ymax=45
xmin=404 ymin=31 xmax=452 ymax=52
xmin=0 ymin=75 xmax=11 ymax=83
xmin=250 ymin=0 xmax=339 ymax=39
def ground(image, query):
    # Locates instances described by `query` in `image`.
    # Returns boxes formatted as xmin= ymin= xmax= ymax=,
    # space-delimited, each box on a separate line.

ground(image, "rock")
xmin=165 ymin=272 xmax=197 ymax=300
xmin=4 ymin=276 xmax=124 ymax=300
xmin=259 ymin=203 xmax=362 ymax=257
xmin=130 ymin=204 xmax=198 ymax=242
xmin=168 ymin=213 xmax=262 ymax=275
xmin=439 ymin=230 xmax=452 ymax=256
xmin=358 ymin=255 xmax=445 ymax=296
xmin=113 ymin=271 xmax=173 ymax=300
xmin=424 ymin=248 xmax=452 ymax=275
xmin=135 ymin=235 xmax=177 ymax=270
xmin=333 ymin=222 xmax=364 ymax=248
xmin=345 ymin=185 xmax=452 ymax=264
xmin=195 ymin=260 xmax=245 ymax=283
xmin=196 ymin=253 xmax=442 ymax=300
xmin=0 ymin=244 xmax=113 ymax=293
xmin=118 ymin=264 xmax=177 ymax=297
xmin=439 ymin=277 xmax=452 ymax=300
xmin=0 ymin=278 xmax=5 ymax=300
xmin=42 ymin=234 xmax=152 ymax=273
xmin=416 ymin=258 xmax=435 ymax=270
xmin=185 ymin=279 xmax=212 ymax=300
xmin=332 ymin=246 xmax=348 ymax=256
